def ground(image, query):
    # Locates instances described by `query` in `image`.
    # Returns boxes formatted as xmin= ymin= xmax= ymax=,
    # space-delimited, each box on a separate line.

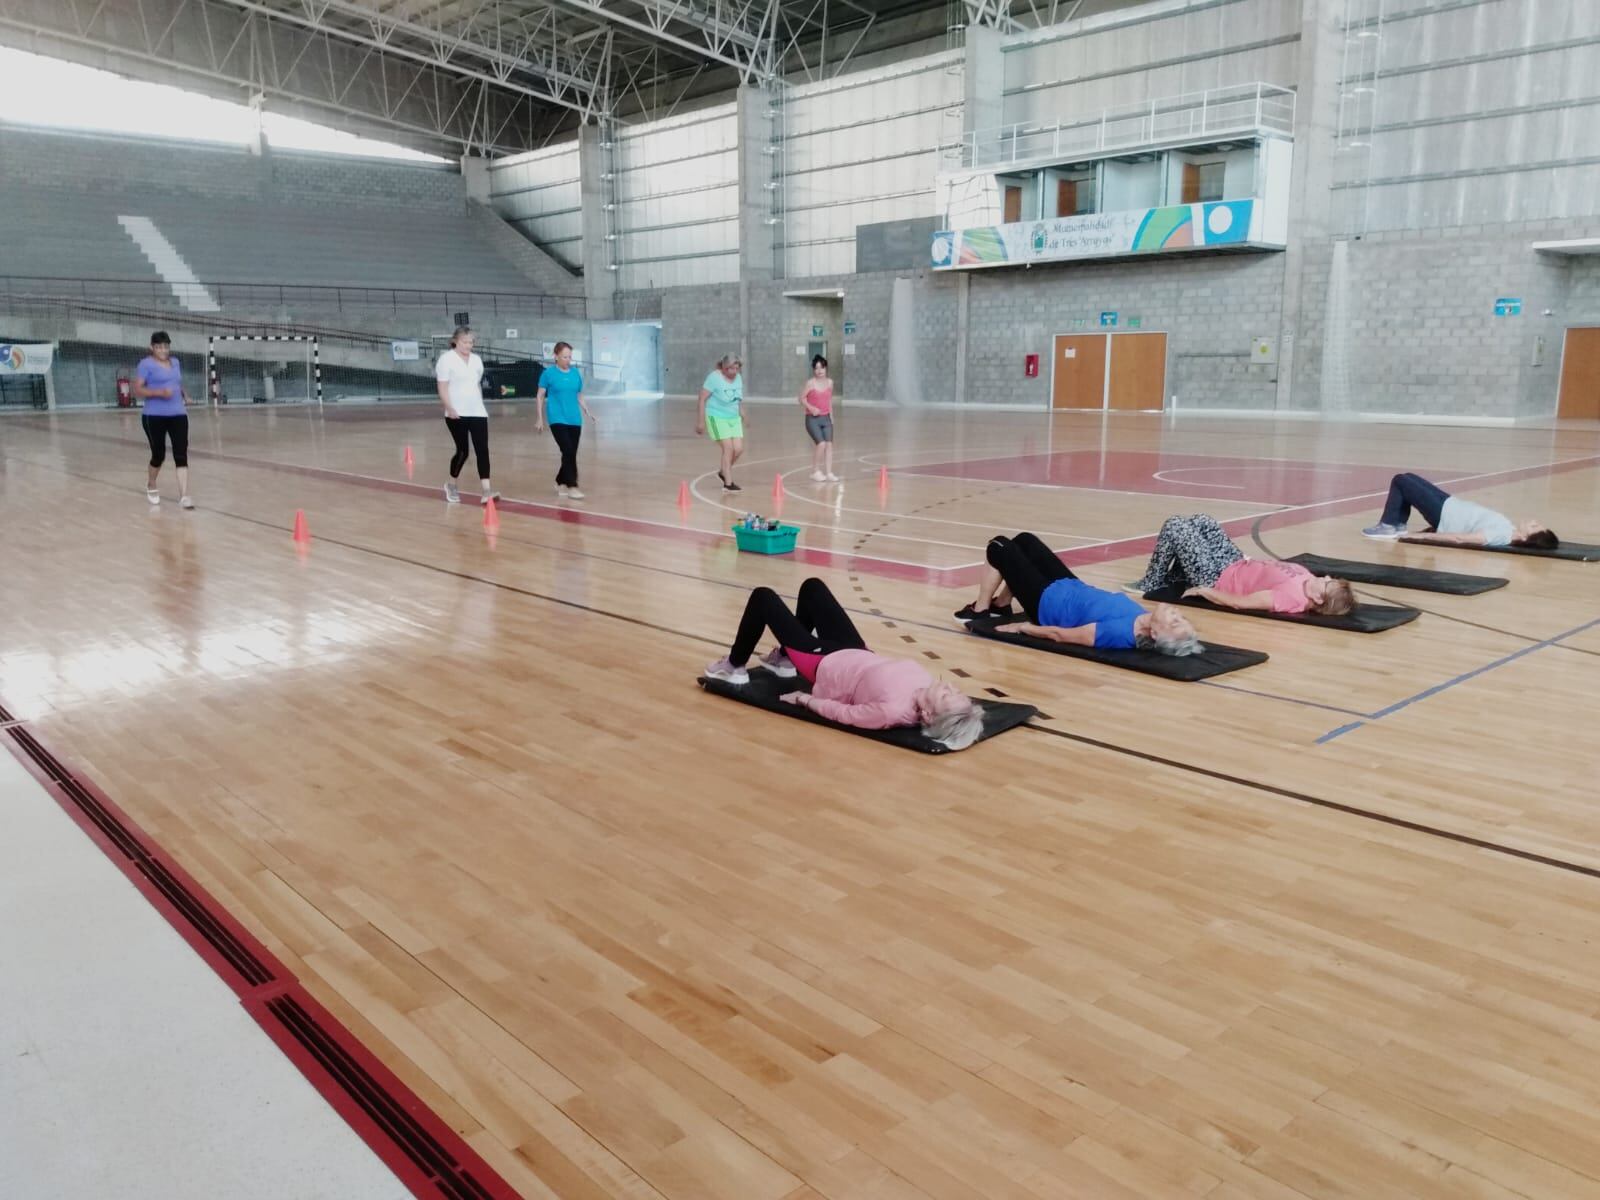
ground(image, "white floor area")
xmin=0 ymin=748 xmax=409 ymax=1200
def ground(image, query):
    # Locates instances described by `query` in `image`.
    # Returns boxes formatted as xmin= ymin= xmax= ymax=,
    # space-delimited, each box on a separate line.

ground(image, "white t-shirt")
xmin=435 ymin=350 xmax=487 ymax=418
xmin=1438 ymin=496 xmax=1514 ymax=546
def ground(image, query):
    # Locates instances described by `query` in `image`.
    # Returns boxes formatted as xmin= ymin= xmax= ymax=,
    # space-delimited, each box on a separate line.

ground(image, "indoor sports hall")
xmin=4 ymin=2 xmax=1600 ymax=1198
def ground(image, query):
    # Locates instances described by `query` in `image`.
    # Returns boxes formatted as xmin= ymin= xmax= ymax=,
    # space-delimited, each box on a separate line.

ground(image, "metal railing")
xmin=0 ymin=293 xmax=402 ymax=353
xmin=941 ymin=82 xmax=1296 ymax=171
xmin=0 ymin=275 xmax=584 ymax=318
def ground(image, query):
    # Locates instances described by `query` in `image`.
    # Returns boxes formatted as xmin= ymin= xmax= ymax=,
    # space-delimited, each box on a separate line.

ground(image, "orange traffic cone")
xmin=292 ymin=509 xmax=310 ymax=543
xmin=483 ymin=496 xmax=500 ymax=530
xmin=403 ymin=445 xmax=414 ymax=468
xmin=772 ymin=472 xmax=785 ymax=500
xmin=677 ymin=480 xmax=691 ymax=508
xmin=878 ymin=465 xmax=889 ymax=490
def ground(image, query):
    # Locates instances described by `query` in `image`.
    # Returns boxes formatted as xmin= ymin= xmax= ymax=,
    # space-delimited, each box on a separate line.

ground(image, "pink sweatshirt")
xmin=798 ymin=649 xmax=929 ymax=729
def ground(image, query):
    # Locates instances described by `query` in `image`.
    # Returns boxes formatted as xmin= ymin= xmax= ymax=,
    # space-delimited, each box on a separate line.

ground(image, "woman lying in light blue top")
xmin=1363 ymin=473 xmax=1558 ymax=548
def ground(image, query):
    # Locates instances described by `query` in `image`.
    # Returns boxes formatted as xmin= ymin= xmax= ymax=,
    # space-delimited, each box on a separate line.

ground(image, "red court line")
xmin=12 ymin=421 xmax=953 ymax=585
xmin=18 ymin=419 xmax=1600 ymax=589
xmin=0 ymin=705 xmax=522 ymax=1200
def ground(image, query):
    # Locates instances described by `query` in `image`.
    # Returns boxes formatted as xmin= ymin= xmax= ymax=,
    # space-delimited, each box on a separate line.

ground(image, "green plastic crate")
xmin=732 ymin=523 xmax=800 ymax=554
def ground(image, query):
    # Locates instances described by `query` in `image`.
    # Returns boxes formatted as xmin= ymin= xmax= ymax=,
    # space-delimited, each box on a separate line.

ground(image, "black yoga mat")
xmin=1141 ymin=585 xmax=1420 ymax=632
xmin=964 ymin=616 xmax=1267 ymax=680
xmin=1398 ymin=537 xmax=1600 ymax=562
xmin=1282 ymin=553 xmax=1507 ymax=595
xmin=697 ymin=671 xmax=1036 ymax=753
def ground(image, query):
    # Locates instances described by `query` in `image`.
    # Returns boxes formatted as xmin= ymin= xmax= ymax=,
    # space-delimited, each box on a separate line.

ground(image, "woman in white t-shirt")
xmin=434 ymin=326 xmax=499 ymax=505
xmin=1362 ymin=472 xmax=1557 ymax=549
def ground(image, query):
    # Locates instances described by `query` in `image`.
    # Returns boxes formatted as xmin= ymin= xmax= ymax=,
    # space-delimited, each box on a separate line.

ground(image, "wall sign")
xmin=1493 ymin=298 xmax=1522 ymax=316
xmin=505 ymin=328 xmax=519 ymax=339
xmin=811 ymin=325 xmax=824 ymax=337
xmin=1099 ymin=312 xmax=1118 ymax=327
xmin=843 ymin=320 xmax=857 ymax=335
xmin=1127 ymin=316 xmax=1142 ymax=329
xmin=0 ymin=343 xmax=55 ymax=374
xmin=390 ymin=339 xmax=420 ymax=362
xmin=933 ymin=200 xmax=1260 ymax=271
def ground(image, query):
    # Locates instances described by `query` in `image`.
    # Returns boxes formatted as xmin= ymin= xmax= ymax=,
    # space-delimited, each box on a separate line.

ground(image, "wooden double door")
xmin=1050 ymin=332 xmax=1167 ymax=411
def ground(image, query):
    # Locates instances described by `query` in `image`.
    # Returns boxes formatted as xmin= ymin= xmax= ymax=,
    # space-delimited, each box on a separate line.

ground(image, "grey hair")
xmin=450 ymin=325 xmax=473 ymax=346
xmin=716 ymin=352 xmax=742 ymax=370
xmin=1136 ymin=631 xmax=1205 ymax=658
xmin=922 ymin=701 xmax=985 ymax=752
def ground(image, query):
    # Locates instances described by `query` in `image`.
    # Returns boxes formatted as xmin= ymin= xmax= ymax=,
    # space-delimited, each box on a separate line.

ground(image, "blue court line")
xmin=1316 ymin=616 xmax=1600 ymax=744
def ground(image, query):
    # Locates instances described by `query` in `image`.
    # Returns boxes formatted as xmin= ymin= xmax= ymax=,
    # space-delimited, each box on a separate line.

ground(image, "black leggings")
xmin=142 ymin=414 xmax=189 ymax=469
xmin=445 ymin=416 xmax=490 ymax=478
xmin=549 ymin=422 xmax=582 ymax=486
xmin=729 ymin=579 xmax=867 ymax=668
xmin=987 ymin=533 xmax=1076 ymax=621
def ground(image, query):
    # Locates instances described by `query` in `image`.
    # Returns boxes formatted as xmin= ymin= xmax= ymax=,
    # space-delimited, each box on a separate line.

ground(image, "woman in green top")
xmin=697 ymin=352 xmax=747 ymax=492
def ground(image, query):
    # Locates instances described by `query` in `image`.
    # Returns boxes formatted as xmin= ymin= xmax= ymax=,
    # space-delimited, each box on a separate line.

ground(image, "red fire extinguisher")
xmin=116 ymin=374 xmax=133 ymax=407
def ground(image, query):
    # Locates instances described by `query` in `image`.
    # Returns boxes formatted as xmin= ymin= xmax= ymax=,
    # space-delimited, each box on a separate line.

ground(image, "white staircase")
xmin=116 ymin=215 xmax=221 ymax=313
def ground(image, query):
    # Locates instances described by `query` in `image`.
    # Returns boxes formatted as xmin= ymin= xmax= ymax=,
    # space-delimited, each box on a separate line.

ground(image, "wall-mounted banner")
xmin=932 ymin=200 xmax=1261 ymax=271
xmin=390 ymin=339 xmax=420 ymax=362
xmin=0 ymin=343 xmax=54 ymax=374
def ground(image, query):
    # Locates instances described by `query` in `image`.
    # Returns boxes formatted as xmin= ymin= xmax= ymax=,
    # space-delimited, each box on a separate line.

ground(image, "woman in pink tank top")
xmin=798 ymin=355 xmax=838 ymax=483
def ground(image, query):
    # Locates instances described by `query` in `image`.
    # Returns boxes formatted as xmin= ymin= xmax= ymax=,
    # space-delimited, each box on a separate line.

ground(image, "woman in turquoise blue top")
xmin=697 ymin=352 xmax=747 ymax=492
xmin=535 ymin=341 xmax=592 ymax=499
xmin=963 ymin=532 xmax=1203 ymax=656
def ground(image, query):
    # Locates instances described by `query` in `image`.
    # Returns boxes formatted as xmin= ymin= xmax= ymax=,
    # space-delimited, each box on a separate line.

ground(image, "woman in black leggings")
xmin=703 ymin=578 xmax=984 ymax=748
xmin=134 ymin=330 xmax=193 ymax=508
xmin=434 ymin=326 xmax=499 ymax=505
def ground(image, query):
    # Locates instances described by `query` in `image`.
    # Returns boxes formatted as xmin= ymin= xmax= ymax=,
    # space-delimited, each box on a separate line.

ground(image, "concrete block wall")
xmin=964 ymin=252 xmax=1283 ymax=408
xmin=1292 ymin=221 xmax=1600 ymax=419
xmin=661 ymin=284 xmax=743 ymax=397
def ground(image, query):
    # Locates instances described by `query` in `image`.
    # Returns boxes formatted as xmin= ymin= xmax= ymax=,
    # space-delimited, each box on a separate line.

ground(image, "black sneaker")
xmin=722 ymin=479 xmax=742 ymax=492
xmin=955 ymin=603 xmax=1015 ymax=622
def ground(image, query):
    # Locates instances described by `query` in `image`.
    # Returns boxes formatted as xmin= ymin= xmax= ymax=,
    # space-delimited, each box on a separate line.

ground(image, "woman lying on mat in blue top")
xmin=962 ymin=532 xmax=1204 ymax=656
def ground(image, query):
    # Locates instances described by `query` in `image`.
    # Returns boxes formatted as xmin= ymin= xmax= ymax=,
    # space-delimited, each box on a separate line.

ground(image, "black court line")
xmin=1021 ymin=723 xmax=1600 ymax=883
xmin=18 ymin=453 xmax=1600 ymax=882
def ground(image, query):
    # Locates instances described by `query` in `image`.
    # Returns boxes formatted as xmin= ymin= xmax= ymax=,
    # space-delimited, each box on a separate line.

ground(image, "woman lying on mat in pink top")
xmin=704 ymin=578 xmax=984 ymax=750
xmin=1134 ymin=514 xmax=1355 ymax=616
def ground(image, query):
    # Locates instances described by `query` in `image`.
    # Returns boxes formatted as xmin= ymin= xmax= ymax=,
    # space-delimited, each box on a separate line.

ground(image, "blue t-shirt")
xmin=136 ymin=355 xmax=186 ymax=417
xmin=1036 ymin=578 xmax=1142 ymax=649
xmin=541 ymin=365 xmax=584 ymax=425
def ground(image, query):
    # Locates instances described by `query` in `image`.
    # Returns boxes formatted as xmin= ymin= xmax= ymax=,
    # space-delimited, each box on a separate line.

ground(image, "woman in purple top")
xmin=134 ymin=331 xmax=193 ymax=508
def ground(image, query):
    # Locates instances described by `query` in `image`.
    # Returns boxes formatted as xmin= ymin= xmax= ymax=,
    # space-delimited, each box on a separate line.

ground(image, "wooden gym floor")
xmin=4 ymin=400 xmax=1600 ymax=1199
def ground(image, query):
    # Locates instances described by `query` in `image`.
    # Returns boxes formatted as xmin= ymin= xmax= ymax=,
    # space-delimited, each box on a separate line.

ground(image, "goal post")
xmin=208 ymin=334 xmax=321 ymax=408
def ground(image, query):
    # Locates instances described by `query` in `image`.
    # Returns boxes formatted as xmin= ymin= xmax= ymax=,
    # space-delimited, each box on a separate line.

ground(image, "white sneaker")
xmin=704 ymin=657 xmax=749 ymax=684
xmin=566 ymin=487 xmax=585 ymax=500
xmin=444 ymin=481 xmax=460 ymax=504
xmin=810 ymin=470 xmax=826 ymax=483
xmin=146 ymin=489 xmax=160 ymax=506
xmin=481 ymin=490 xmax=501 ymax=505
xmin=824 ymin=473 xmax=840 ymax=482
xmin=179 ymin=495 xmax=194 ymax=510
xmin=557 ymin=485 xmax=569 ymax=498
xmin=761 ymin=649 xmax=797 ymax=678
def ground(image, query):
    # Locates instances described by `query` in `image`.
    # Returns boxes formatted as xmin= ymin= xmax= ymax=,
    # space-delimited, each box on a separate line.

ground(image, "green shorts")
xmin=706 ymin=412 xmax=744 ymax=441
